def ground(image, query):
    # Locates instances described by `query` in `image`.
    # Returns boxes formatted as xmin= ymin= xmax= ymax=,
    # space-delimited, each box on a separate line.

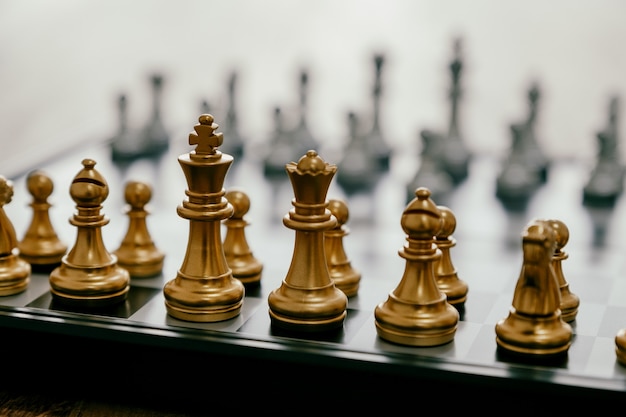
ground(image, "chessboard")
xmin=2 ymin=125 xmax=626 ymax=412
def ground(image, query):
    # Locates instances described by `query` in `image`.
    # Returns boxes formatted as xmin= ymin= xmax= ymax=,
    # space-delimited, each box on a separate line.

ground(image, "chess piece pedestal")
xmin=434 ymin=206 xmax=468 ymax=306
xmin=223 ymin=189 xmax=263 ymax=286
xmin=0 ymin=175 xmax=30 ymax=296
xmin=268 ymin=150 xmax=348 ymax=333
xmin=325 ymin=198 xmax=360 ymax=297
xmin=495 ymin=219 xmax=572 ymax=357
xmin=375 ymin=188 xmax=459 ymax=347
xmin=18 ymin=170 xmax=67 ymax=270
xmin=114 ymin=181 xmax=165 ymax=278
xmin=49 ymin=159 xmax=130 ymax=307
xmin=163 ymin=114 xmax=244 ymax=322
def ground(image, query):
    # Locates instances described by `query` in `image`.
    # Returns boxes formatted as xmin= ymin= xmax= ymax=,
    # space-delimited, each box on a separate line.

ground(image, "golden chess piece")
xmin=615 ymin=328 xmax=626 ymax=366
xmin=495 ymin=219 xmax=572 ymax=357
xmin=163 ymin=114 xmax=245 ymax=322
xmin=49 ymin=159 xmax=130 ymax=307
xmin=434 ymin=205 xmax=468 ymax=306
xmin=113 ymin=181 xmax=165 ymax=278
xmin=546 ymin=218 xmax=579 ymax=322
xmin=268 ymin=150 xmax=348 ymax=332
xmin=374 ymin=187 xmax=459 ymax=347
xmin=223 ymin=188 xmax=263 ymax=286
xmin=18 ymin=170 xmax=67 ymax=271
xmin=0 ymin=175 xmax=30 ymax=296
xmin=324 ymin=198 xmax=361 ymax=297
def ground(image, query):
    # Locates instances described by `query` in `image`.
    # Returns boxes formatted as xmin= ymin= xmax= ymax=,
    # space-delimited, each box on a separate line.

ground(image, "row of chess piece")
xmin=3 ymin=113 xmax=626 ymax=366
xmin=108 ymin=48 xmax=624 ymax=219
xmin=109 ymin=40 xmax=465 ymax=201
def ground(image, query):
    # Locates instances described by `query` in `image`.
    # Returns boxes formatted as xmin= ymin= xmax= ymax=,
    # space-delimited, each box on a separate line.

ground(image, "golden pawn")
xmin=495 ymin=219 xmax=572 ymax=357
xmin=268 ymin=150 xmax=348 ymax=333
xmin=163 ymin=114 xmax=244 ymax=322
xmin=18 ymin=170 xmax=68 ymax=271
xmin=113 ymin=181 xmax=165 ymax=278
xmin=374 ymin=187 xmax=459 ymax=347
xmin=49 ymin=159 xmax=130 ymax=307
xmin=434 ymin=205 xmax=468 ymax=306
xmin=324 ymin=198 xmax=361 ymax=297
xmin=223 ymin=188 xmax=263 ymax=286
xmin=615 ymin=328 xmax=626 ymax=366
xmin=546 ymin=219 xmax=579 ymax=322
xmin=0 ymin=175 xmax=30 ymax=296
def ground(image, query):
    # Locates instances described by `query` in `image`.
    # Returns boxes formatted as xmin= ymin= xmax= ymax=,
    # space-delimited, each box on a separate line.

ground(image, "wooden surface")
xmin=0 ymin=391 xmax=197 ymax=417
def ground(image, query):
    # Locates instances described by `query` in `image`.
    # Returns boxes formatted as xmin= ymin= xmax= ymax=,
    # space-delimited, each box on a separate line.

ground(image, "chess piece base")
xmin=374 ymin=304 xmax=458 ymax=347
xmin=437 ymin=274 xmax=468 ymax=306
xmin=18 ymin=239 xmax=67 ymax=268
xmin=560 ymin=300 xmax=579 ymax=323
xmin=163 ymin=274 xmax=245 ymax=323
xmin=49 ymin=263 xmax=130 ymax=308
xmin=19 ymin=252 xmax=65 ymax=269
xmin=334 ymin=280 xmax=359 ymax=298
xmin=269 ymin=309 xmax=347 ymax=333
xmin=374 ymin=291 xmax=459 ymax=347
xmin=234 ymin=271 xmax=262 ymax=286
xmin=268 ymin=283 xmax=348 ymax=333
xmin=495 ymin=309 xmax=572 ymax=356
xmin=228 ymin=258 xmax=263 ymax=286
xmin=0 ymin=254 xmax=30 ymax=296
xmin=374 ymin=321 xmax=457 ymax=347
xmin=117 ymin=257 xmax=164 ymax=279
xmin=328 ymin=260 xmax=361 ymax=298
xmin=330 ymin=267 xmax=360 ymax=298
xmin=50 ymin=286 xmax=129 ymax=308
xmin=164 ymin=299 xmax=243 ymax=323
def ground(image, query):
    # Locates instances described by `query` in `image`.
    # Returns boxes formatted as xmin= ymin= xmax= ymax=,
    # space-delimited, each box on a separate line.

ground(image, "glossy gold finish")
xmin=615 ymin=328 xmax=626 ymax=366
xmin=324 ymin=198 xmax=360 ymax=297
xmin=49 ymin=159 xmax=130 ymax=307
xmin=547 ymin=219 xmax=579 ymax=322
xmin=223 ymin=188 xmax=263 ymax=286
xmin=434 ymin=205 xmax=468 ymax=306
xmin=268 ymin=150 xmax=348 ymax=332
xmin=113 ymin=181 xmax=165 ymax=278
xmin=163 ymin=114 xmax=244 ymax=322
xmin=17 ymin=170 xmax=67 ymax=269
xmin=375 ymin=188 xmax=459 ymax=346
xmin=495 ymin=219 xmax=572 ymax=356
xmin=0 ymin=175 xmax=30 ymax=296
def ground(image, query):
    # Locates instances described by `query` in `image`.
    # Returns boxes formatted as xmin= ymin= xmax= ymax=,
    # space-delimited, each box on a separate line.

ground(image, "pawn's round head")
xmin=225 ymin=189 xmax=250 ymax=219
xmin=124 ymin=181 xmax=152 ymax=209
xmin=0 ymin=175 xmax=14 ymax=206
xmin=27 ymin=170 xmax=53 ymax=202
xmin=401 ymin=187 xmax=442 ymax=239
xmin=70 ymin=159 xmax=109 ymax=207
xmin=436 ymin=205 xmax=456 ymax=238
xmin=546 ymin=219 xmax=569 ymax=250
xmin=328 ymin=199 xmax=349 ymax=225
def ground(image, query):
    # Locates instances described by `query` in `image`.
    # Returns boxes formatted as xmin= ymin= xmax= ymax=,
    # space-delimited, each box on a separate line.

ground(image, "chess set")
xmin=2 ymin=46 xmax=626 ymax=410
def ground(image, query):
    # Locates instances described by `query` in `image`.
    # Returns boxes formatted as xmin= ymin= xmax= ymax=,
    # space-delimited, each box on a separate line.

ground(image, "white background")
xmin=1 ymin=0 xmax=626 ymax=178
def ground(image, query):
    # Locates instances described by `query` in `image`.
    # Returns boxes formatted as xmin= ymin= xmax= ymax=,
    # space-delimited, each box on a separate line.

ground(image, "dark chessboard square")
xmin=495 ymin=346 xmax=569 ymax=369
xmin=459 ymin=291 xmax=501 ymax=324
xmin=26 ymin=286 xmax=161 ymax=319
xmin=237 ymin=307 xmax=370 ymax=345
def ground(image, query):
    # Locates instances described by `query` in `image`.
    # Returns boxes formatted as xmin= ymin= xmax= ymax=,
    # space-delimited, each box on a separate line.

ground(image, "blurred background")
xmin=2 ymin=0 xmax=626 ymax=179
